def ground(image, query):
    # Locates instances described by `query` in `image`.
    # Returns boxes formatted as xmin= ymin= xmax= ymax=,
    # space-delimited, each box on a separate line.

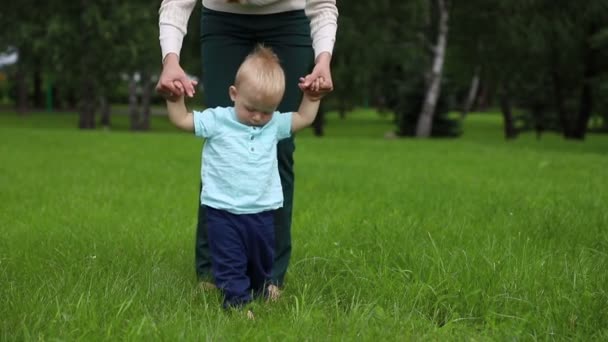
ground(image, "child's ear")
xmin=228 ymin=85 xmax=237 ymax=101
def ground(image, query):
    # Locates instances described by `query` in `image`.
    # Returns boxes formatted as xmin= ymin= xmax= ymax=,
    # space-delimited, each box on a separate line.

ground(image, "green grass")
xmin=1 ymin=109 xmax=607 ymax=340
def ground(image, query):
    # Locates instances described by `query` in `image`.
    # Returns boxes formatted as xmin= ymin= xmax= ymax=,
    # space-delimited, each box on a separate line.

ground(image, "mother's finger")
xmin=318 ymin=80 xmax=334 ymax=93
xmin=157 ymin=79 xmax=178 ymax=95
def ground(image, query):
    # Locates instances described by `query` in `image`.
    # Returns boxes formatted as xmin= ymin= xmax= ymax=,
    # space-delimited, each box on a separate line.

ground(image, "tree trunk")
xmin=475 ymin=81 xmax=488 ymax=111
xmin=53 ymin=85 xmax=62 ymax=110
xmin=338 ymin=99 xmax=347 ymax=119
xmin=572 ymin=25 xmax=598 ymax=140
xmin=462 ymin=66 xmax=480 ymax=117
xmin=574 ymin=77 xmax=592 ymax=140
xmin=99 ymin=96 xmax=111 ymax=129
xmin=532 ymin=104 xmax=544 ymax=140
xmin=33 ymin=67 xmax=43 ymax=109
xmin=549 ymin=39 xmax=573 ymax=138
xmin=78 ymin=79 xmax=96 ymax=129
xmin=15 ymin=64 xmax=28 ymax=115
xmin=415 ymin=0 xmax=449 ymax=138
xmin=550 ymin=67 xmax=571 ymax=137
xmin=45 ymin=75 xmax=54 ymax=112
xmin=128 ymin=75 xmax=141 ymax=130
xmin=139 ymin=72 xmax=153 ymax=131
xmin=499 ymin=86 xmax=517 ymax=140
xmin=78 ymin=0 xmax=96 ymax=129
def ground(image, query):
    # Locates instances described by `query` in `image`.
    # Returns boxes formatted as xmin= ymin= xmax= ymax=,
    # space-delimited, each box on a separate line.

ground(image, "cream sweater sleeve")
xmin=305 ymin=0 xmax=338 ymax=59
xmin=159 ymin=0 xmax=197 ymax=60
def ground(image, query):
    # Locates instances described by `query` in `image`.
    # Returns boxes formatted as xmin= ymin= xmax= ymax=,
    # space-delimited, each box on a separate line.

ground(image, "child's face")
xmin=229 ymin=84 xmax=279 ymax=127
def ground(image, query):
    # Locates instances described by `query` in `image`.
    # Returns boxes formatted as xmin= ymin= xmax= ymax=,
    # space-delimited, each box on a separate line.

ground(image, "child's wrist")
xmin=304 ymin=93 xmax=322 ymax=102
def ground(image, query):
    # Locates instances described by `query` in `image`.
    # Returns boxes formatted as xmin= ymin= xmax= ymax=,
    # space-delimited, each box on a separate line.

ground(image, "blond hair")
xmin=234 ymin=45 xmax=285 ymax=103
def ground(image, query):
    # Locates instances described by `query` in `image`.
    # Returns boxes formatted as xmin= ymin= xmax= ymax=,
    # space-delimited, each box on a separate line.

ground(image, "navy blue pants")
xmin=205 ymin=206 xmax=275 ymax=308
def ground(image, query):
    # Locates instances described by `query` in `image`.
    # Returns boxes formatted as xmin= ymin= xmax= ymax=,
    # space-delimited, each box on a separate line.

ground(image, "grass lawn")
xmin=1 ymin=109 xmax=607 ymax=340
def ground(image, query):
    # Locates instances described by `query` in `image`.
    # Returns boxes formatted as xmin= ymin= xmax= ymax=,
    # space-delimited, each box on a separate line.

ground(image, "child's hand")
xmin=166 ymin=81 xmax=187 ymax=103
xmin=298 ymin=76 xmax=326 ymax=101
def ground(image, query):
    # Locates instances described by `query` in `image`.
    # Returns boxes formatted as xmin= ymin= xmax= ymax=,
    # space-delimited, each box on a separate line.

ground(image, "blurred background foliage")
xmin=0 ymin=0 xmax=607 ymax=139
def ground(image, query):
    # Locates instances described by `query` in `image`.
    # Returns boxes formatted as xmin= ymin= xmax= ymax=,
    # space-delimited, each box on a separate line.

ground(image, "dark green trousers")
xmin=196 ymin=7 xmax=314 ymax=286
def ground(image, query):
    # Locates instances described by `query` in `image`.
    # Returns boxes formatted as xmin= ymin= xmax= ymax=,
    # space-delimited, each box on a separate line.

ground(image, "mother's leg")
xmin=258 ymin=10 xmax=314 ymax=286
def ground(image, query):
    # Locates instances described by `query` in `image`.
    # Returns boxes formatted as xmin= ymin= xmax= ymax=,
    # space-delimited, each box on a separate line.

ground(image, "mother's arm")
xmin=300 ymin=0 xmax=338 ymax=96
xmin=156 ymin=0 xmax=198 ymax=100
xmin=300 ymin=52 xmax=333 ymax=96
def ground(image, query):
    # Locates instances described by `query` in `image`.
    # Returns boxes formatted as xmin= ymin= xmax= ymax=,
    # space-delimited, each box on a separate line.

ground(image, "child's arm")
xmin=166 ymin=96 xmax=194 ymax=132
xmin=291 ymin=77 xmax=323 ymax=132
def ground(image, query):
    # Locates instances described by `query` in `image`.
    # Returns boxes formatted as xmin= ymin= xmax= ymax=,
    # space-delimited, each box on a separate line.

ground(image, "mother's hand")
xmin=156 ymin=53 xmax=197 ymax=101
xmin=298 ymin=52 xmax=334 ymax=100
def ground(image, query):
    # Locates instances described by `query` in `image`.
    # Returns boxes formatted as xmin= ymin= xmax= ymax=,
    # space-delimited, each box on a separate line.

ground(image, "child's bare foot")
xmin=267 ymin=284 xmax=281 ymax=302
xmin=198 ymin=281 xmax=216 ymax=291
xmin=246 ymin=309 xmax=255 ymax=320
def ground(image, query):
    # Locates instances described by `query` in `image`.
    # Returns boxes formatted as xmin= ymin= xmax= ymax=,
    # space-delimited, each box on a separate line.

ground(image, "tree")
xmin=415 ymin=0 xmax=449 ymax=137
xmin=332 ymin=0 xmax=460 ymax=138
xmin=2 ymin=1 xmax=170 ymax=130
xmin=40 ymin=0 xmax=162 ymax=129
xmin=448 ymin=0 xmax=608 ymax=140
xmin=120 ymin=0 xmax=164 ymax=131
xmin=0 ymin=0 xmax=51 ymax=114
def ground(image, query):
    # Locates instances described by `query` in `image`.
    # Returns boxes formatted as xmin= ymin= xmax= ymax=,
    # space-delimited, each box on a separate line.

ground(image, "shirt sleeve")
xmin=275 ymin=112 xmax=293 ymax=140
xmin=158 ymin=0 xmax=197 ymax=60
xmin=305 ymin=0 xmax=338 ymax=58
xmin=194 ymin=108 xmax=219 ymax=139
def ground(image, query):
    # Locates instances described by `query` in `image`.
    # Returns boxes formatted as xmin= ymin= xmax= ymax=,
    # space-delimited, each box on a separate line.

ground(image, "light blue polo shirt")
xmin=193 ymin=106 xmax=292 ymax=214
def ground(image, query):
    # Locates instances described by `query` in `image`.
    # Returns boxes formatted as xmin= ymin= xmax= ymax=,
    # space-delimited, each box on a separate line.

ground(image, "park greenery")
xmin=1 ymin=1 xmax=607 ymax=138
xmin=1 ymin=1 xmax=607 ymax=339
xmin=1 ymin=110 xmax=607 ymax=339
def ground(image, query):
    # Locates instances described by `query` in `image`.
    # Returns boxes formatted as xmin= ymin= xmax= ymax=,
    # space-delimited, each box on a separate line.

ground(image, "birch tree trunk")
xmin=462 ymin=66 xmax=480 ymax=117
xmin=415 ymin=0 xmax=449 ymax=137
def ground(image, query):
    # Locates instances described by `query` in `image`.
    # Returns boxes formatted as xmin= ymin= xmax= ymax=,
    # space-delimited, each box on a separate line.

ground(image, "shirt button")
xmin=250 ymin=136 xmax=254 ymax=140
xmin=250 ymin=147 xmax=254 ymax=152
